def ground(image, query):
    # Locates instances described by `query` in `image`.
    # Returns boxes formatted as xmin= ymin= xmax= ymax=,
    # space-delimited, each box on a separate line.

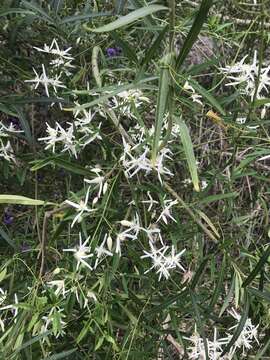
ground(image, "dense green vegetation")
xmin=0 ymin=0 xmax=270 ymax=358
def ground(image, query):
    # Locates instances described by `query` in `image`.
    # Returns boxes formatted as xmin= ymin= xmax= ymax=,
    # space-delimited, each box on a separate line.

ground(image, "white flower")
xmin=25 ymin=64 xmax=66 ymax=97
xmin=0 ymin=140 xmax=15 ymax=162
xmin=0 ymin=293 xmax=18 ymax=321
xmin=156 ymin=197 xmax=178 ymax=225
xmin=227 ymin=308 xmax=259 ymax=357
xmin=40 ymin=306 xmax=66 ymax=339
xmin=84 ymin=168 xmax=108 ymax=205
xmin=123 ymin=145 xmax=152 ymax=178
xmin=141 ymin=242 xmax=186 ymax=281
xmin=65 ymin=187 xmax=95 ymax=227
xmin=119 ymin=213 xmax=141 ymax=240
xmin=63 ymin=233 xmax=93 ymax=271
xmin=183 ymin=81 xmax=203 ymax=106
xmin=94 ymin=233 xmax=113 ymax=269
xmin=47 ymin=280 xmax=67 ymax=297
xmin=0 ymin=288 xmax=7 ymax=305
xmin=201 ymin=180 xmax=208 ymax=190
xmin=185 ymin=328 xmax=229 ymax=360
xmin=109 ymin=88 xmax=150 ymax=118
xmin=220 ymin=51 xmax=270 ymax=102
xmin=141 ymin=191 xmax=159 ymax=212
xmin=33 ymin=38 xmax=73 ymax=60
xmin=39 ymin=122 xmax=77 ymax=157
xmin=154 ymin=147 xmax=174 ymax=184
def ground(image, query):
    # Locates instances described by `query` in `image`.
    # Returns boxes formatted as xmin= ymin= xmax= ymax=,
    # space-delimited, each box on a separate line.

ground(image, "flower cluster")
xmin=186 ymin=309 xmax=259 ymax=359
xmin=221 ymin=51 xmax=270 ymax=118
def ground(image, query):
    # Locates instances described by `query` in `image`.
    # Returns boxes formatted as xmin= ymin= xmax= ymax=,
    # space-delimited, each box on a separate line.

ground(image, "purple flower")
xmin=20 ymin=244 xmax=31 ymax=253
xmin=106 ymin=47 xmax=122 ymax=58
xmin=3 ymin=210 xmax=14 ymax=225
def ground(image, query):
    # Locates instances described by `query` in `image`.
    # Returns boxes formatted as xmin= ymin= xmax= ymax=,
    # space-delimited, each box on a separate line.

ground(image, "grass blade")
xmin=60 ymin=12 xmax=111 ymax=24
xmin=0 ymin=195 xmax=45 ymax=205
xmin=87 ymin=5 xmax=167 ymax=33
xmin=151 ymin=53 xmax=173 ymax=163
xmin=176 ymin=0 xmax=214 ymax=70
xmin=221 ymin=295 xmax=250 ymax=356
xmin=176 ymin=117 xmax=200 ymax=192
xmin=0 ymin=9 xmax=34 ymax=17
xmin=41 ymin=349 xmax=76 ymax=360
xmin=111 ymin=32 xmax=139 ymax=65
xmin=0 ymin=226 xmax=17 ymax=250
xmin=242 ymin=245 xmax=270 ymax=287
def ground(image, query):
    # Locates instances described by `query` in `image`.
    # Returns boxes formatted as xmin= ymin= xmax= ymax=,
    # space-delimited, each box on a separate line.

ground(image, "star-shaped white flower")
xmin=63 ymin=233 xmax=93 ymax=271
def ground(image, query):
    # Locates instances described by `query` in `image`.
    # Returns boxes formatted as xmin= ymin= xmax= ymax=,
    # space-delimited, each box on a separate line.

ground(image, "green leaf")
xmin=0 ymin=8 xmax=34 ymax=17
xmin=188 ymin=78 xmax=225 ymax=115
xmin=190 ymin=292 xmax=209 ymax=360
xmin=0 ymin=195 xmax=45 ymax=205
xmin=67 ymin=76 xmax=157 ymax=111
xmin=140 ymin=25 xmax=168 ymax=67
xmin=60 ymin=12 xmax=111 ymax=24
xmin=242 ymin=245 xmax=270 ymax=287
xmin=151 ymin=53 xmax=173 ymax=163
xmin=176 ymin=0 xmax=214 ymax=70
xmin=177 ymin=118 xmax=200 ymax=191
xmin=248 ymin=287 xmax=270 ymax=303
xmin=21 ymin=0 xmax=55 ymax=23
xmin=111 ymin=32 xmax=139 ymax=65
xmin=41 ymin=349 xmax=76 ymax=360
xmin=0 ymin=268 xmax=7 ymax=282
xmin=87 ymin=5 xmax=167 ymax=32
xmin=0 ymin=226 xmax=16 ymax=249
xmin=13 ymin=332 xmax=51 ymax=355
xmin=13 ymin=107 xmax=34 ymax=147
xmin=52 ymin=158 xmax=92 ymax=176
xmin=221 ymin=295 xmax=249 ymax=356
xmin=209 ymin=256 xmax=225 ymax=309
xmin=198 ymin=192 xmax=238 ymax=205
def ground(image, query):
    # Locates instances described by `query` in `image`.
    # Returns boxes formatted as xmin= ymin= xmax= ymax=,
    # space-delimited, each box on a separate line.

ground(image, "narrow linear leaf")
xmin=176 ymin=118 xmax=200 ymax=191
xmin=60 ymin=12 xmax=111 ymax=24
xmin=87 ymin=5 xmax=167 ymax=32
xmin=176 ymin=0 xmax=214 ymax=70
xmin=21 ymin=0 xmax=54 ymax=23
xmin=188 ymin=78 xmax=225 ymax=115
xmin=221 ymin=296 xmax=249 ymax=356
xmin=190 ymin=256 xmax=210 ymax=289
xmin=196 ymin=209 xmax=220 ymax=238
xmin=190 ymin=292 xmax=209 ymax=360
xmin=115 ymin=0 xmax=127 ymax=14
xmin=140 ymin=25 xmax=168 ymax=67
xmin=152 ymin=53 xmax=173 ymax=162
xmin=52 ymin=158 xmax=92 ymax=176
xmin=66 ymin=77 xmax=157 ymax=111
xmin=111 ymin=32 xmax=139 ymax=65
xmin=0 ymin=9 xmax=34 ymax=17
xmin=0 ymin=195 xmax=45 ymax=205
xmin=41 ymin=349 xmax=76 ymax=360
xmin=209 ymin=256 xmax=225 ymax=309
xmin=254 ymin=336 xmax=270 ymax=360
xmin=248 ymin=287 xmax=270 ymax=303
xmin=198 ymin=192 xmax=238 ymax=205
xmin=0 ymin=226 xmax=17 ymax=249
xmin=242 ymin=244 xmax=270 ymax=287
xmin=13 ymin=332 xmax=51 ymax=354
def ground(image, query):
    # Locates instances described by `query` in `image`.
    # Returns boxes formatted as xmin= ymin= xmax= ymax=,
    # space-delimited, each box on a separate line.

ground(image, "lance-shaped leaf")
xmin=176 ymin=0 xmax=214 ymax=70
xmin=86 ymin=5 xmax=167 ymax=32
xmin=151 ymin=53 xmax=174 ymax=164
xmin=176 ymin=117 xmax=200 ymax=192
xmin=0 ymin=195 xmax=45 ymax=205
